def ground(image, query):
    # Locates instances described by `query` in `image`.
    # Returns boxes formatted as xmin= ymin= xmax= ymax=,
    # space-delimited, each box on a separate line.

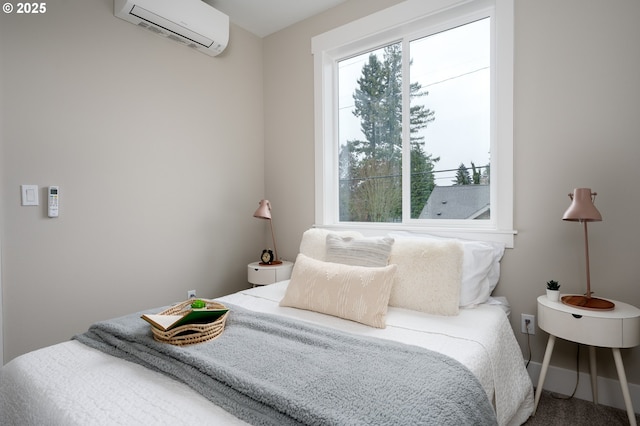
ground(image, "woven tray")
xmin=150 ymin=300 xmax=228 ymax=346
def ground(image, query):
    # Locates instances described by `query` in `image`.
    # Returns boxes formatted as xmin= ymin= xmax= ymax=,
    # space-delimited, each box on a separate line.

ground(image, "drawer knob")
xmin=572 ymin=314 xmax=583 ymax=319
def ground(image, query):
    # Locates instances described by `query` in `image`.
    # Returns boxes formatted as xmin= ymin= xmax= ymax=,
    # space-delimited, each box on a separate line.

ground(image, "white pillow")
xmin=325 ymin=234 xmax=394 ymax=267
xmin=389 ymin=232 xmax=505 ymax=307
xmin=388 ymin=238 xmax=463 ymax=316
xmin=299 ymin=228 xmax=363 ymax=261
xmin=280 ymin=254 xmax=397 ymax=328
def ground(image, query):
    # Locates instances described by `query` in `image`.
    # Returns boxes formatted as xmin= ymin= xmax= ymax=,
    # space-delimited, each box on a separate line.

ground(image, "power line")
xmin=420 ymin=66 xmax=489 ymax=88
xmin=338 ymin=66 xmax=489 ymax=112
xmin=339 ymin=164 xmax=489 ymax=184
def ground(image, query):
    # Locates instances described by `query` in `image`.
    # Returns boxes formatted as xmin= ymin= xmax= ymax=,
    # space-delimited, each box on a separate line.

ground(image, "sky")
xmin=338 ymin=17 xmax=491 ymax=185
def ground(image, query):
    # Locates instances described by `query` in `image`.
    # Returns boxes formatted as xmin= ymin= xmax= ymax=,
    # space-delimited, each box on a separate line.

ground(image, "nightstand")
xmin=535 ymin=295 xmax=640 ymax=426
xmin=247 ymin=261 xmax=294 ymax=286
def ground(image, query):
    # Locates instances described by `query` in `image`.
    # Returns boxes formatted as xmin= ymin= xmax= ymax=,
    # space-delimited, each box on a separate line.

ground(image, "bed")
xmin=0 ymin=229 xmax=534 ymax=425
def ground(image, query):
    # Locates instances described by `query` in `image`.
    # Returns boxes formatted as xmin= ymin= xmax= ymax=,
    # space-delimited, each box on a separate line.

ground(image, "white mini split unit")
xmin=114 ymin=0 xmax=229 ymax=57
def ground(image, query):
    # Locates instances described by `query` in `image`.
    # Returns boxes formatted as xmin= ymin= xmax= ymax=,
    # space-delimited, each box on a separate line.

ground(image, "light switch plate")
xmin=21 ymin=185 xmax=39 ymax=206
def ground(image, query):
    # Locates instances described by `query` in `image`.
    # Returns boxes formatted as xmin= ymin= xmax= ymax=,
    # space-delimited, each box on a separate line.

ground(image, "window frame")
xmin=312 ymin=0 xmax=515 ymax=247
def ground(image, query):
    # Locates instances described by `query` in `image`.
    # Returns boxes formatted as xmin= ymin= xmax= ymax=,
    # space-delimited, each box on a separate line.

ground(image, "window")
xmin=313 ymin=0 xmax=515 ymax=247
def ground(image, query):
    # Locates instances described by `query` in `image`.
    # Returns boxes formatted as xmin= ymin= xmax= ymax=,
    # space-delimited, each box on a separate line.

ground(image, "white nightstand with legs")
xmin=535 ymin=295 xmax=640 ymax=426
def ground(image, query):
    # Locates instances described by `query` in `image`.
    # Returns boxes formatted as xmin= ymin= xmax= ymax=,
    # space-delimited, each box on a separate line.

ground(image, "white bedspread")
xmin=0 ymin=281 xmax=533 ymax=426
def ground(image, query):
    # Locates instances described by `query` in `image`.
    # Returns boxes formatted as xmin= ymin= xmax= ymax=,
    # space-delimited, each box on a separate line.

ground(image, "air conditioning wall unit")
xmin=114 ymin=0 xmax=229 ymax=57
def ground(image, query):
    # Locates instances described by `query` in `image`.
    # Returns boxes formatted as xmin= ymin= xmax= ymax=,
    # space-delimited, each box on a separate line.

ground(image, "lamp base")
xmin=259 ymin=260 xmax=283 ymax=266
xmin=561 ymin=295 xmax=615 ymax=311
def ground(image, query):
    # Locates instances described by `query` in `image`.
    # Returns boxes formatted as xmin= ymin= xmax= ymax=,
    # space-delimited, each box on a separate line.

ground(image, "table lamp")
xmin=561 ymin=188 xmax=614 ymax=310
xmin=253 ymin=199 xmax=282 ymax=265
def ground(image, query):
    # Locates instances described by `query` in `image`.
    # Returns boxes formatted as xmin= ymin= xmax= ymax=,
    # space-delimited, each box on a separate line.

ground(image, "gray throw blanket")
xmin=74 ymin=303 xmax=497 ymax=426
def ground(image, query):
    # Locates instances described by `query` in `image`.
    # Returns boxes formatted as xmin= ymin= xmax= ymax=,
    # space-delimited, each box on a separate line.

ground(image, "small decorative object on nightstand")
xmin=535 ymin=295 xmax=640 ymax=426
xmin=248 ymin=261 xmax=294 ymax=287
xmin=545 ymin=280 xmax=560 ymax=302
xmin=260 ymin=249 xmax=275 ymax=265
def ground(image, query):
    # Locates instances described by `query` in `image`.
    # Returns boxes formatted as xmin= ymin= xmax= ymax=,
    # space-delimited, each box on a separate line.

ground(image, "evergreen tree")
xmin=471 ymin=162 xmax=481 ymax=185
xmin=454 ymin=163 xmax=472 ymax=185
xmin=340 ymin=44 xmax=437 ymax=221
xmin=411 ymin=147 xmax=439 ymax=218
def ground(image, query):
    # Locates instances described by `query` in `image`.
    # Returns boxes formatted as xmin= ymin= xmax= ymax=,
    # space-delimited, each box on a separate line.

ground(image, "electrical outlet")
xmin=521 ymin=314 xmax=535 ymax=334
xmin=187 ymin=289 xmax=196 ymax=299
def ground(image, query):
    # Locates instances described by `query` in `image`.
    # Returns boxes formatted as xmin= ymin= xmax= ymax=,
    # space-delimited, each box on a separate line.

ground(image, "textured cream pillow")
xmin=389 ymin=231 xmax=505 ymax=307
xmin=388 ymin=239 xmax=463 ymax=316
xmin=325 ymin=234 xmax=394 ymax=267
xmin=298 ymin=228 xmax=363 ymax=261
xmin=280 ymin=254 xmax=397 ymax=328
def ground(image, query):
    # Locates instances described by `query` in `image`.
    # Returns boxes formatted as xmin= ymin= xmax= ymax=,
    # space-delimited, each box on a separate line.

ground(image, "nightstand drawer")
xmin=248 ymin=266 xmax=277 ymax=285
xmin=247 ymin=261 xmax=294 ymax=286
xmin=539 ymin=304 xmax=623 ymax=347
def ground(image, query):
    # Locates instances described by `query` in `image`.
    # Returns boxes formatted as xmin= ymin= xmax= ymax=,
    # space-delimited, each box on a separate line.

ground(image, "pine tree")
xmin=454 ymin=163 xmax=472 ymax=185
xmin=340 ymin=44 xmax=438 ymax=221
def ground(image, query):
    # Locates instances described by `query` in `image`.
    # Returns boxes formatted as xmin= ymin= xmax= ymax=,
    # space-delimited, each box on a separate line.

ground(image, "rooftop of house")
xmin=419 ymin=185 xmax=490 ymax=220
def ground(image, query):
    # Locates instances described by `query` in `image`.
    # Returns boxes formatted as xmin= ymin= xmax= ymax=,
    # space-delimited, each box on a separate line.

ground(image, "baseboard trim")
xmin=527 ymin=361 xmax=640 ymax=413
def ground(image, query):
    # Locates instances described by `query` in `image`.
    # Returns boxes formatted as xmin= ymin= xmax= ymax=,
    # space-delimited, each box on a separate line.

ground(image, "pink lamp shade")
xmin=253 ymin=200 xmax=272 ymax=220
xmin=562 ymin=188 xmax=602 ymax=222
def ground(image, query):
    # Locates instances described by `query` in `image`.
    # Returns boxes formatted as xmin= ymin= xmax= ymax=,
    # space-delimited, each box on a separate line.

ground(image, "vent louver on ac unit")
xmin=114 ymin=0 xmax=229 ymax=57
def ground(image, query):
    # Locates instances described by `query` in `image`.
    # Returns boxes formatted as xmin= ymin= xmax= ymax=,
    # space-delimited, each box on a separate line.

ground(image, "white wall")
xmin=0 ymin=0 xmax=265 ymax=362
xmin=263 ymin=0 xmax=640 ymax=388
xmin=509 ymin=0 xmax=640 ymax=383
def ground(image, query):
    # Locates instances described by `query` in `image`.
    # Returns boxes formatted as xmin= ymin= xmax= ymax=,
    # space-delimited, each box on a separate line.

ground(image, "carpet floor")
xmin=524 ymin=390 xmax=639 ymax=425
